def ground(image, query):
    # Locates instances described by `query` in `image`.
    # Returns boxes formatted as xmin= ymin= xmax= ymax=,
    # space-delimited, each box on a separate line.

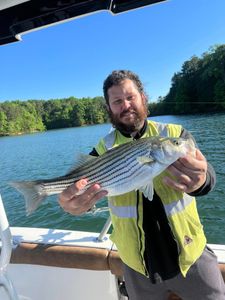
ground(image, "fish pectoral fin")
xmin=137 ymin=156 xmax=154 ymax=165
xmin=139 ymin=183 xmax=154 ymax=200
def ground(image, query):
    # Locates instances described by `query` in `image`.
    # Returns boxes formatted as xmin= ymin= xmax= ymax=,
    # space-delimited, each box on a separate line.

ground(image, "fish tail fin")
xmin=10 ymin=181 xmax=46 ymax=215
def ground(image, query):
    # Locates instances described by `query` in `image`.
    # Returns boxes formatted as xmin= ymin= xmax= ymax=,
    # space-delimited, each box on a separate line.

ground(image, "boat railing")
xmin=88 ymin=205 xmax=112 ymax=242
xmin=97 ymin=216 xmax=112 ymax=242
xmin=0 ymin=194 xmax=19 ymax=300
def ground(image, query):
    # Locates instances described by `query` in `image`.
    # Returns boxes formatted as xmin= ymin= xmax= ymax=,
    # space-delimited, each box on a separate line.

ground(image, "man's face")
xmin=107 ymin=79 xmax=148 ymax=134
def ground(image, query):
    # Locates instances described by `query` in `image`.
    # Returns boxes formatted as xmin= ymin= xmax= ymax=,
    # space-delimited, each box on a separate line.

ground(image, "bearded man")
xmin=59 ymin=70 xmax=225 ymax=300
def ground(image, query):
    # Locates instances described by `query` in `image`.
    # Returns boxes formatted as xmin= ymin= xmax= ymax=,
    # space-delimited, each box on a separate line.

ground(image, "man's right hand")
xmin=58 ymin=179 xmax=108 ymax=215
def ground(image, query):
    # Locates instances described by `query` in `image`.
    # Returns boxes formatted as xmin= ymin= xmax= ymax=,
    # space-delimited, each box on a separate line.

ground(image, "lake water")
xmin=1 ymin=113 xmax=225 ymax=244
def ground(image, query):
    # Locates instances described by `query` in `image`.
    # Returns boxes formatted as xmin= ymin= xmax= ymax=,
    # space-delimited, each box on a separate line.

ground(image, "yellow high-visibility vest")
xmin=95 ymin=120 xmax=206 ymax=277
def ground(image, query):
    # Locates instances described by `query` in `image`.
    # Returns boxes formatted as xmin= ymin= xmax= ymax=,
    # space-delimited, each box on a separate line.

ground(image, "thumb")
xmin=195 ymin=149 xmax=206 ymax=161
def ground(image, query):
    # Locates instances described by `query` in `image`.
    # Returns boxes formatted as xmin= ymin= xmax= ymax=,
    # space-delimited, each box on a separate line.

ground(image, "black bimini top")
xmin=0 ymin=0 xmax=166 ymax=46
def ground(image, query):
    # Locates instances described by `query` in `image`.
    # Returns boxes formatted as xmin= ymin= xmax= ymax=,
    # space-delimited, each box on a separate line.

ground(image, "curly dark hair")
xmin=103 ymin=70 xmax=146 ymax=104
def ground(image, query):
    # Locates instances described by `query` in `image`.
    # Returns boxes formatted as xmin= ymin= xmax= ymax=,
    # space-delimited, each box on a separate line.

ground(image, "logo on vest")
xmin=184 ymin=235 xmax=193 ymax=246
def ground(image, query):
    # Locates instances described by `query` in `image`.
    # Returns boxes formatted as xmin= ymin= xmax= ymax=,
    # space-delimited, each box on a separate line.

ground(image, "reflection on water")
xmin=0 ymin=113 xmax=225 ymax=244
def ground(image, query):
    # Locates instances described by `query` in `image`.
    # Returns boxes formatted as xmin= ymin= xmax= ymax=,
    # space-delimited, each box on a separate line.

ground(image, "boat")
xmin=0 ymin=193 xmax=225 ymax=300
xmin=1 ymin=1 xmax=225 ymax=299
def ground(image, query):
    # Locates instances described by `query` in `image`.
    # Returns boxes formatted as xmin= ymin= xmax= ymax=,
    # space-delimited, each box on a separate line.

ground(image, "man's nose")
xmin=123 ymin=99 xmax=131 ymax=110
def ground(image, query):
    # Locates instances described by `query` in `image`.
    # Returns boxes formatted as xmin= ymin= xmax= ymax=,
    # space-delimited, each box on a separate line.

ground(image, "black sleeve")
xmin=180 ymin=128 xmax=216 ymax=197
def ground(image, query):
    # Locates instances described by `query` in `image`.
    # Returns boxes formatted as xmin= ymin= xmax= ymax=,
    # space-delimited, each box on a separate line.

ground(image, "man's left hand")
xmin=163 ymin=149 xmax=207 ymax=193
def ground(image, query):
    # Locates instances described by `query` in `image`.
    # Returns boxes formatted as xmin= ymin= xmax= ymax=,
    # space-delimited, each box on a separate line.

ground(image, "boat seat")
xmin=11 ymin=243 xmax=112 ymax=272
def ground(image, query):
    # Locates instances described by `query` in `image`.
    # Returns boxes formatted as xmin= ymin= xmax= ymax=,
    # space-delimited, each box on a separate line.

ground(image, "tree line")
xmin=149 ymin=44 xmax=225 ymax=115
xmin=0 ymin=97 xmax=108 ymax=136
xmin=1 ymin=44 xmax=225 ymax=136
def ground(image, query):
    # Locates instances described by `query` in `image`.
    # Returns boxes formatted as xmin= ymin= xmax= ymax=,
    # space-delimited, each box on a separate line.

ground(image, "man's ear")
xmin=141 ymin=93 xmax=149 ymax=116
xmin=141 ymin=93 xmax=147 ymax=104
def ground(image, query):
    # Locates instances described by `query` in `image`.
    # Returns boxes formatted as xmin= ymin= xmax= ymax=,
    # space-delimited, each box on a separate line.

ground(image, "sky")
xmin=1 ymin=0 xmax=225 ymax=103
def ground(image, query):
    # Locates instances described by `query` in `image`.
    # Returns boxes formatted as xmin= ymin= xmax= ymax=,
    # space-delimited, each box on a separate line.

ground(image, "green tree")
xmin=162 ymin=44 xmax=225 ymax=114
xmin=70 ymin=100 xmax=86 ymax=126
xmin=0 ymin=110 xmax=7 ymax=135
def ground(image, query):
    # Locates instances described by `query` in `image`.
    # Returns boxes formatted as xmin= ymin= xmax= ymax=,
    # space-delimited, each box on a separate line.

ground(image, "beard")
xmin=108 ymin=104 xmax=148 ymax=135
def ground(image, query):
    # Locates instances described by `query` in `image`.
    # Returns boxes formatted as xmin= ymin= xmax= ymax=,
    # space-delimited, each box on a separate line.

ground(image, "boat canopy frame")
xmin=0 ymin=0 xmax=166 ymax=46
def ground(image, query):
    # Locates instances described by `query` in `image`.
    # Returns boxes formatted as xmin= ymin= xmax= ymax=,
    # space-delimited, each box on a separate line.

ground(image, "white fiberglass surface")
xmin=4 ymin=264 xmax=119 ymax=300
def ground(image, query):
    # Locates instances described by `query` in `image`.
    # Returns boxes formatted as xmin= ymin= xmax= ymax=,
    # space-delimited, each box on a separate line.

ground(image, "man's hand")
xmin=58 ymin=179 xmax=108 ymax=215
xmin=163 ymin=149 xmax=207 ymax=193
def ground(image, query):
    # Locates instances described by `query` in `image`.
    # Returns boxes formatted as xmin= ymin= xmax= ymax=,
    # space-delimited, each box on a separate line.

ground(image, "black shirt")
xmin=143 ymin=192 xmax=180 ymax=283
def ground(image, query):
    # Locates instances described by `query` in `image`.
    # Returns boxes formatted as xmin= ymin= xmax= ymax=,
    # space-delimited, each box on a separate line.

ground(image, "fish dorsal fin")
xmin=139 ymin=183 xmax=154 ymax=200
xmin=137 ymin=156 xmax=154 ymax=165
xmin=67 ymin=153 xmax=97 ymax=174
xmin=75 ymin=153 xmax=96 ymax=167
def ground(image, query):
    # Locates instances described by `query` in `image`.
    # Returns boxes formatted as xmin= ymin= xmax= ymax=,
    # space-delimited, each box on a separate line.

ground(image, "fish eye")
xmin=172 ymin=139 xmax=180 ymax=146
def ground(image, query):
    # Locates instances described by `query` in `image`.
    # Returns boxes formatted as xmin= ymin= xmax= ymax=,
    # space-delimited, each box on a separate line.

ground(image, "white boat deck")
xmin=11 ymin=227 xmax=113 ymax=249
xmin=208 ymin=243 xmax=225 ymax=264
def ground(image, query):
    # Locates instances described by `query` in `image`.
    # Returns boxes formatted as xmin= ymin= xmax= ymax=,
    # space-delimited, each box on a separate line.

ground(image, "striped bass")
xmin=10 ymin=136 xmax=194 ymax=215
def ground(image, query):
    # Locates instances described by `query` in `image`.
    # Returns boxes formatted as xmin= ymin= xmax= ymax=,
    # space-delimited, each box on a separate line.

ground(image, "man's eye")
xmin=114 ymin=99 xmax=122 ymax=105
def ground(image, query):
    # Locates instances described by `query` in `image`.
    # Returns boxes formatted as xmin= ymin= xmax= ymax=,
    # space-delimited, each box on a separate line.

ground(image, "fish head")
xmin=151 ymin=137 xmax=195 ymax=165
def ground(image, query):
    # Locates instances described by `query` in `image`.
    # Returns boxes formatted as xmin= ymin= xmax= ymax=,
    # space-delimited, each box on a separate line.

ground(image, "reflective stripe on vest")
xmin=109 ymin=194 xmax=194 ymax=219
xmin=154 ymin=122 xmax=169 ymax=137
xmin=108 ymin=201 xmax=137 ymax=218
xmin=164 ymin=194 xmax=194 ymax=217
xmin=104 ymin=130 xmax=115 ymax=150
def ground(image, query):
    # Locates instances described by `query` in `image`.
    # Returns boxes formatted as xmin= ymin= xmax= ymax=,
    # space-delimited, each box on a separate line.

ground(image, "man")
xmin=59 ymin=70 xmax=225 ymax=299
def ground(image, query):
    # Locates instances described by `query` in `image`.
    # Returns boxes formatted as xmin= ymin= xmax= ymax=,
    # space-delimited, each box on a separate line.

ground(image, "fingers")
xmin=164 ymin=149 xmax=207 ymax=193
xmin=163 ymin=176 xmax=189 ymax=192
xmin=60 ymin=179 xmax=88 ymax=201
xmin=177 ymin=149 xmax=207 ymax=173
xmin=58 ymin=179 xmax=108 ymax=215
xmin=81 ymin=184 xmax=108 ymax=207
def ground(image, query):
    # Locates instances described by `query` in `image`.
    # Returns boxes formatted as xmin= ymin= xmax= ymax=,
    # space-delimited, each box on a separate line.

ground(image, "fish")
xmin=10 ymin=136 xmax=195 ymax=215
